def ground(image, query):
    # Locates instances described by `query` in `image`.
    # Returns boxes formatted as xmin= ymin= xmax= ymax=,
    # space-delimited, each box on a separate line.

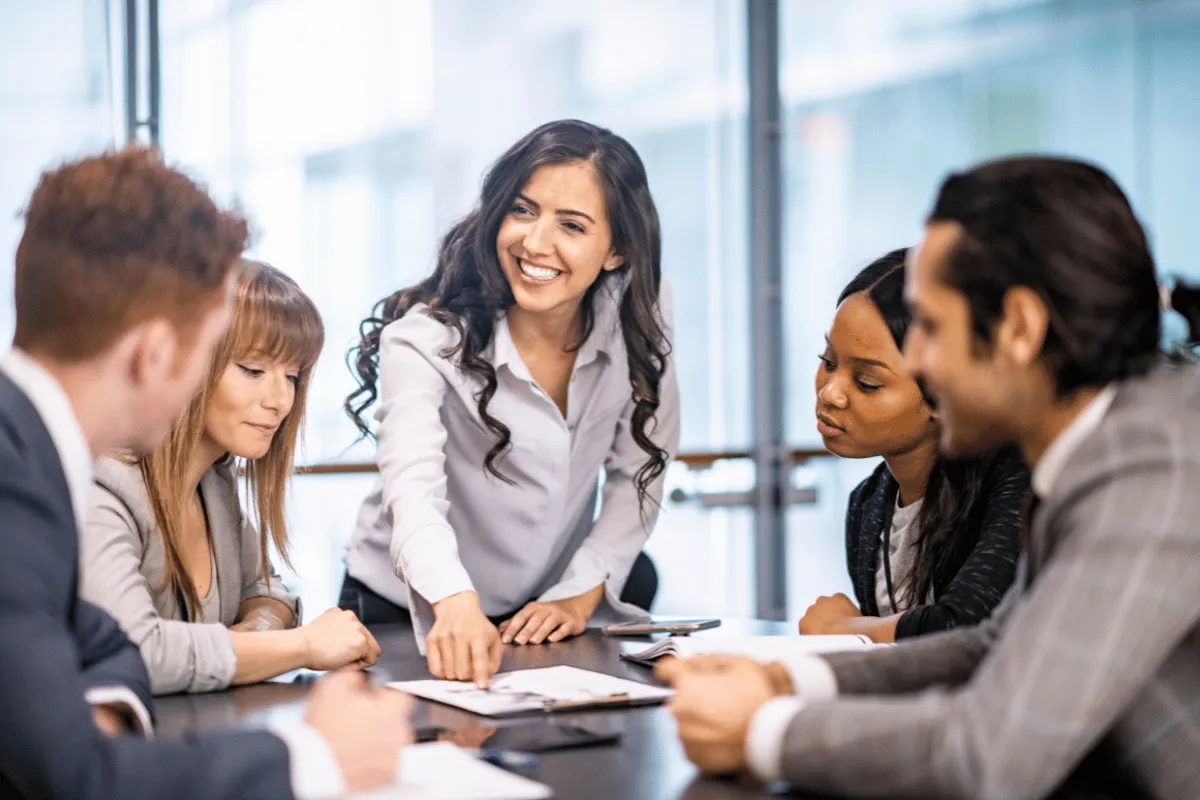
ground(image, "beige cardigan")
xmin=82 ymin=457 xmax=300 ymax=695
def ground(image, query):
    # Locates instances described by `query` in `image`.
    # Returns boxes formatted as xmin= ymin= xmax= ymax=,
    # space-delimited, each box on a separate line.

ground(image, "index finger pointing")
xmin=471 ymin=639 xmax=493 ymax=690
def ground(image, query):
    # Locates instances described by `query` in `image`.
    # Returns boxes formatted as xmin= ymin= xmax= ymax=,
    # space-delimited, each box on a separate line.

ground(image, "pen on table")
xmin=463 ymin=748 xmax=540 ymax=769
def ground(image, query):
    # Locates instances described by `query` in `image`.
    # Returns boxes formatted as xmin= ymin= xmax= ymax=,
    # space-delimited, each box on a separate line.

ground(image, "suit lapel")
xmin=0 ymin=373 xmax=81 ymax=617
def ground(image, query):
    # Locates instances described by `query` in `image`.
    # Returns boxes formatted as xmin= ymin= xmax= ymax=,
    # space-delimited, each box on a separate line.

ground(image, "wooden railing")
xmin=294 ymin=447 xmax=831 ymax=475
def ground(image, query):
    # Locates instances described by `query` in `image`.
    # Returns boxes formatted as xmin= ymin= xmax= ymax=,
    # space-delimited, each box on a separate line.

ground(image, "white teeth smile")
xmin=518 ymin=259 xmax=562 ymax=282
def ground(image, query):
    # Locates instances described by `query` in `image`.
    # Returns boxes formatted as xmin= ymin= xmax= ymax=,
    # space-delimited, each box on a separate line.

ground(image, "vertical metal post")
xmin=123 ymin=0 xmax=161 ymax=146
xmin=147 ymin=0 xmax=160 ymax=146
xmin=123 ymin=0 xmax=137 ymax=143
xmin=747 ymin=0 xmax=788 ymax=620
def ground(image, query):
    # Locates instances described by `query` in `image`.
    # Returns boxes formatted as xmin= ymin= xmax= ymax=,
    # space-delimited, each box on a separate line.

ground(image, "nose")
xmin=522 ymin=215 xmax=554 ymax=259
xmin=817 ymin=375 xmax=848 ymax=409
xmin=261 ymin=371 xmax=293 ymax=417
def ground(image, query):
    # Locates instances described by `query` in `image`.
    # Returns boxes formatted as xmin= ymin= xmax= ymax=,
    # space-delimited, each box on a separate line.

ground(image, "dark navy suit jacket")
xmin=0 ymin=373 xmax=294 ymax=799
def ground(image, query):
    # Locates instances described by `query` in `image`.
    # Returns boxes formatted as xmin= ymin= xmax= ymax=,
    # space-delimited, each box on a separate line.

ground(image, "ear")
xmin=125 ymin=318 xmax=179 ymax=389
xmin=604 ymin=250 xmax=624 ymax=272
xmin=995 ymin=287 xmax=1050 ymax=368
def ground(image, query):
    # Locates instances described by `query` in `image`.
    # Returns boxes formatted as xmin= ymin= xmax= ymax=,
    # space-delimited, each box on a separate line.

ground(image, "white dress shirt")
xmin=0 ymin=348 xmax=347 ymax=800
xmin=345 ymin=279 xmax=680 ymax=645
xmin=875 ymin=496 xmax=925 ymax=616
xmin=745 ymin=385 xmax=1118 ymax=783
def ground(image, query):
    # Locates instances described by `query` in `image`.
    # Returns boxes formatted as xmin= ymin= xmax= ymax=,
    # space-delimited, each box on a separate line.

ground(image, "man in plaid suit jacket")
xmin=661 ymin=156 xmax=1200 ymax=800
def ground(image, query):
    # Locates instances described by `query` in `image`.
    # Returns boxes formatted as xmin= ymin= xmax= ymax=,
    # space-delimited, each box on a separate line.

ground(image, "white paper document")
xmin=620 ymin=634 xmax=883 ymax=666
xmin=389 ymin=665 xmax=673 ymax=717
xmin=354 ymin=742 xmax=551 ymax=800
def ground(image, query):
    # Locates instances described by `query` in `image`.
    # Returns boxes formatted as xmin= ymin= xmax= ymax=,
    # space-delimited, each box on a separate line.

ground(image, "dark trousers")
xmin=339 ymin=551 xmax=659 ymax=625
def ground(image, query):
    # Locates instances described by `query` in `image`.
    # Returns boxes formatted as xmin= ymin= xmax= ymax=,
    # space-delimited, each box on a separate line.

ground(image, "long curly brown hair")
xmin=345 ymin=120 xmax=671 ymax=511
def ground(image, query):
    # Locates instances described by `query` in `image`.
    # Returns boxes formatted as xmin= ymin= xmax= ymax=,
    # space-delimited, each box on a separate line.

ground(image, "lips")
xmin=816 ymin=411 xmax=845 ymax=437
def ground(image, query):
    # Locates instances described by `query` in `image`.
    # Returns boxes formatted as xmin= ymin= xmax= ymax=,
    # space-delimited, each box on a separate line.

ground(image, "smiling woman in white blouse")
xmin=340 ymin=119 xmax=680 ymax=687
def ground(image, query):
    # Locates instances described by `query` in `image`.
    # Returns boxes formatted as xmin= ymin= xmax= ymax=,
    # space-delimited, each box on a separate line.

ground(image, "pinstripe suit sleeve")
xmin=774 ymin=415 xmax=1200 ymax=800
xmin=820 ymin=579 xmax=1018 ymax=696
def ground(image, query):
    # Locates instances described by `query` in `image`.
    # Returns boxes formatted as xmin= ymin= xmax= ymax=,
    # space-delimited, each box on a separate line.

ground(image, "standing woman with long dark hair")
xmin=341 ymin=120 xmax=679 ymax=686
xmin=799 ymin=249 xmax=1030 ymax=642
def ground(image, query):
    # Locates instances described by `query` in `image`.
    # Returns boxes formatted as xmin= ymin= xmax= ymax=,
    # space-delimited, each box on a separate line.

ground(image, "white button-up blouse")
xmin=345 ymin=279 xmax=680 ymax=644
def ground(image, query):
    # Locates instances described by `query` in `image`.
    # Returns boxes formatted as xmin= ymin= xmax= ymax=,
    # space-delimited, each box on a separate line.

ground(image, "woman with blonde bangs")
xmin=82 ymin=262 xmax=380 ymax=695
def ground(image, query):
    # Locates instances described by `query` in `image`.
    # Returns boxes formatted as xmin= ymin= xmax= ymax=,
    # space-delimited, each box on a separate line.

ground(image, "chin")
xmin=510 ymin=283 xmax=575 ymax=315
xmin=227 ymin=442 xmax=271 ymax=461
xmin=820 ymin=436 xmax=867 ymax=459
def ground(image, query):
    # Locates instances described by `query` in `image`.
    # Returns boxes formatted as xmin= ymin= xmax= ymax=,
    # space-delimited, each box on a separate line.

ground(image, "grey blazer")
xmin=780 ymin=363 xmax=1200 ymax=800
xmin=82 ymin=457 xmax=300 ymax=695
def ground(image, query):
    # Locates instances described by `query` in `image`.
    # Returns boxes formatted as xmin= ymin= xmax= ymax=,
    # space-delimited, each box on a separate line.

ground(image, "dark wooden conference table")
xmin=155 ymin=618 xmax=842 ymax=799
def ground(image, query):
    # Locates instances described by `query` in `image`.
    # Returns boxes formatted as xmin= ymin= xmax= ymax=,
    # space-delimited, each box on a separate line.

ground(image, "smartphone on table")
xmin=600 ymin=618 xmax=721 ymax=636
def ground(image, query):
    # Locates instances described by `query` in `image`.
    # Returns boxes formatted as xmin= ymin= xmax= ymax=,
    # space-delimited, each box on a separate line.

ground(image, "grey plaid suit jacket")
xmin=779 ymin=363 xmax=1200 ymax=800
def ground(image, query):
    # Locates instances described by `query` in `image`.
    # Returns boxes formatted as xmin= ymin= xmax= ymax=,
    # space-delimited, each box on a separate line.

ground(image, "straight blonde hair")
xmin=139 ymin=260 xmax=324 ymax=620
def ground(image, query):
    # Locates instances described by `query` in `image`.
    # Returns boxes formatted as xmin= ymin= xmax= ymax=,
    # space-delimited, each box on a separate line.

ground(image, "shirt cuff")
xmin=85 ymin=686 xmax=154 ymax=737
xmin=537 ymin=545 xmax=610 ymax=604
xmin=780 ymin=655 xmax=838 ymax=700
xmin=394 ymin=523 xmax=475 ymax=606
xmin=270 ymin=722 xmax=346 ymax=800
xmin=745 ymin=696 xmax=808 ymax=783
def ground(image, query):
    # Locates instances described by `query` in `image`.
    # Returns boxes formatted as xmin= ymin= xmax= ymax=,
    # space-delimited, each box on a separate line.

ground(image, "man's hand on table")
xmin=656 ymin=655 xmax=782 ymax=776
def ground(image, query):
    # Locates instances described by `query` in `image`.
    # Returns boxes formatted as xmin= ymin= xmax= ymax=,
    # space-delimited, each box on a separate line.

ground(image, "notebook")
xmin=354 ymin=742 xmax=551 ymax=800
xmin=389 ymin=665 xmax=673 ymax=717
xmin=619 ymin=633 xmax=883 ymax=666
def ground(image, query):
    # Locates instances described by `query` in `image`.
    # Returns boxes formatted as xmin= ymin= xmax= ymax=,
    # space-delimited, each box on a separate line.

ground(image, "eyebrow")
xmin=823 ymin=334 xmax=894 ymax=371
xmin=516 ymin=193 xmax=596 ymax=224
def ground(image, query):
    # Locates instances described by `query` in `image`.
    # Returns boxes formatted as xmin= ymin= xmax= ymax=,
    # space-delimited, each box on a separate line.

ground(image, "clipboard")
xmin=389 ymin=666 xmax=674 ymax=717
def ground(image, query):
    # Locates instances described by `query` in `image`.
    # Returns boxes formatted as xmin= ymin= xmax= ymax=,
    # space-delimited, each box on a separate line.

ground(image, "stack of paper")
xmin=390 ymin=665 xmax=673 ymax=717
xmin=354 ymin=742 xmax=551 ymax=800
xmin=619 ymin=634 xmax=883 ymax=666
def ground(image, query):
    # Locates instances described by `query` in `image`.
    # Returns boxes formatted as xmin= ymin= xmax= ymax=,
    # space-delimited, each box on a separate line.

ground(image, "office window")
xmin=0 ymin=1 xmax=118 ymax=341
xmin=780 ymin=0 xmax=1200 ymax=614
xmin=161 ymin=0 xmax=755 ymax=617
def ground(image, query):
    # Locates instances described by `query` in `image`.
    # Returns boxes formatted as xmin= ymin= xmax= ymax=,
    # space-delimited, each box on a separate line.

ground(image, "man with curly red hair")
xmin=0 ymin=148 xmax=412 ymax=799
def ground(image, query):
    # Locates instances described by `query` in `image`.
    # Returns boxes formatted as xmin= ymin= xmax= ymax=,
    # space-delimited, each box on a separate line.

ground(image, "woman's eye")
xmin=562 ymin=221 xmax=584 ymax=234
xmin=238 ymin=364 xmax=264 ymax=378
xmin=855 ymin=379 xmax=882 ymax=393
xmin=510 ymin=203 xmax=533 ymax=216
xmin=287 ymin=375 xmax=300 ymax=387
xmin=817 ymin=354 xmax=834 ymax=370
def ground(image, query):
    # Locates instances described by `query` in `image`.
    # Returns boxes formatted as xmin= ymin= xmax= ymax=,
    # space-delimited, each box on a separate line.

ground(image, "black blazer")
xmin=844 ymin=444 xmax=1029 ymax=639
xmin=0 ymin=374 xmax=294 ymax=800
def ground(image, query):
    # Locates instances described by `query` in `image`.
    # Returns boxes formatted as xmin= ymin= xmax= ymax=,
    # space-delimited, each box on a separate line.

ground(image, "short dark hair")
xmin=14 ymin=148 xmax=249 ymax=362
xmin=928 ymin=156 xmax=1160 ymax=396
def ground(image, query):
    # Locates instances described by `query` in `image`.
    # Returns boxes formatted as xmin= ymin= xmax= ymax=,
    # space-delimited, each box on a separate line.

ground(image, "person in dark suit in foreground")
xmin=0 ymin=148 xmax=411 ymax=800
xmin=661 ymin=156 xmax=1200 ymax=800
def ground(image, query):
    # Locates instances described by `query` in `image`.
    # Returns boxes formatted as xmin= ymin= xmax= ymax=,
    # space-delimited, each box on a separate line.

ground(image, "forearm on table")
xmin=832 ymin=613 xmax=902 ymax=644
xmin=232 ymin=597 xmax=294 ymax=632
xmin=230 ymin=629 xmax=309 ymax=685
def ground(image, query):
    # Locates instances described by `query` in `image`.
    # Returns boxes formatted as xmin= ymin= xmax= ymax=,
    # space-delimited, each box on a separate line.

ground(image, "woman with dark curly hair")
xmin=340 ymin=120 xmax=680 ymax=687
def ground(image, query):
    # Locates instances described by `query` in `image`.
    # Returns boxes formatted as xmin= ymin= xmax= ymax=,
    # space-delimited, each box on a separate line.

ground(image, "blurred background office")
xmin=4 ymin=0 xmax=1198 ymax=622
